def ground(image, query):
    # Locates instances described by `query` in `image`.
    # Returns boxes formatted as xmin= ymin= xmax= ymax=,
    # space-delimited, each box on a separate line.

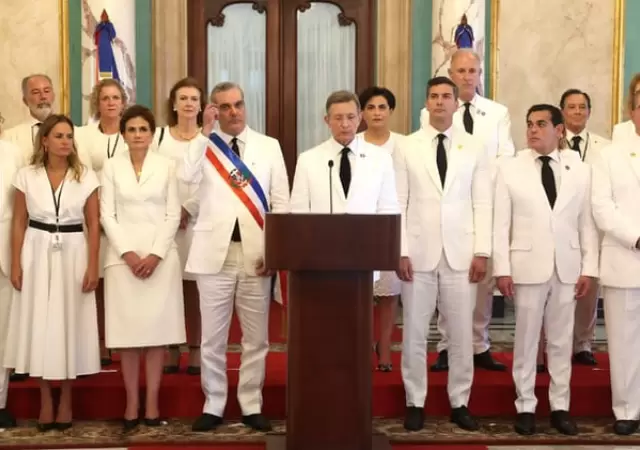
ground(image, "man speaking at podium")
xmin=289 ymin=90 xmax=399 ymax=215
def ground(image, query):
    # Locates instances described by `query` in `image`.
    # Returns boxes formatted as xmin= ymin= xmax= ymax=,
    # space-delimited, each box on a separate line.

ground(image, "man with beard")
xmin=3 ymin=74 xmax=90 ymax=167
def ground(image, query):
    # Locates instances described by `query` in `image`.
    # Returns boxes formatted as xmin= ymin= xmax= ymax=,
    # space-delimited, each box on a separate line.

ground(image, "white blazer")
xmin=3 ymin=119 xmax=92 ymax=169
xmin=395 ymin=125 xmax=492 ymax=272
xmin=100 ymin=150 xmax=181 ymax=268
xmin=493 ymin=149 xmax=598 ymax=285
xmin=564 ymin=130 xmax=610 ymax=165
xmin=0 ymin=140 xmax=24 ymax=277
xmin=290 ymin=135 xmax=400 ymax=214
xmin=420 ymin=95 xmax=515 ymax=178
xmin=180 ymin=127 xmax=290 ymax=276
xmin=591 ymin=138 xmax=640 ymax=288
xmin=611 ymin=120 xmax=634 ymax=143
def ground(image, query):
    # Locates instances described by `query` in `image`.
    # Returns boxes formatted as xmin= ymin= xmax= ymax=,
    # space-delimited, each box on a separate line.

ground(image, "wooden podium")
xmin=264 ymin=213 xmax=400 ymax=450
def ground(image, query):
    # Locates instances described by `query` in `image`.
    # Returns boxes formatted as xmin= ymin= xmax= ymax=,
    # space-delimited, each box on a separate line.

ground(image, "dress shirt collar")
xmin=565 ymin=127 xmax=588 ymax=143
xmin=217 ymin=126 xmax=248 ymax=146
xmin=329 ymin=135 xmax=359 ymax=157
xmin=458 ymin=94 xmax=478 ymax=109
xmin=423 ymin=123 xmax=453 ymax=142
xmin=532 ymin=148 xmax=560 ymax=163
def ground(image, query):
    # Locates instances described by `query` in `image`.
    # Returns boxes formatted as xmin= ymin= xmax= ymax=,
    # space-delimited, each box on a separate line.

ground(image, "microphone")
xmin=328 ymin=160 xmax=334 ymax=214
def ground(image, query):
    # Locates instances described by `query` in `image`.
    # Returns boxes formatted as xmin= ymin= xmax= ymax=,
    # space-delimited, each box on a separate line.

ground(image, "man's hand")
xmin=397 ymin=256 xmax=413 ymax=282
xmin=496 ymin=276 xmax=515 ymax=298
xmin=468 ymin=256 xmax=488 ymax=283
xmin=575 ymin=276 xmax=592 ymax=299
xmin=201 ymin=104 xmax=219 ymax=137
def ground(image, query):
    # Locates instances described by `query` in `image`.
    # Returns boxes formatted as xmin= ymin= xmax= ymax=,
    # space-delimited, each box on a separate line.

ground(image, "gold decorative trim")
xmin=489 ymin=0 xmax=500 ymax=100
xmin=150 ymin=0 xmax=157 ymax=113
xmin=58 ymin=0 xmax=70 ymax=115
xmin=612 ymin=0 xmax=625 ymax=128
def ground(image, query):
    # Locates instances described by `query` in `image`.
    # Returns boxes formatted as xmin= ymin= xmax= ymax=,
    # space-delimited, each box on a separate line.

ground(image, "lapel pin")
xmin=359 ymin=153 xmax=366 ymax=158
xmin=565 ymin=165 xmax=570 ymax=170
xmin=457 ymin=144 xmax=463 ymax=150
xmin=631 ymin=152 xmax=637 ymax=157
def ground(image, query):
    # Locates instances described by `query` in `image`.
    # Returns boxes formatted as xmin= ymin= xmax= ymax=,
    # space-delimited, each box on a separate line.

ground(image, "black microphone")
xmin=328 ymin=160 xmax=334 ymax=214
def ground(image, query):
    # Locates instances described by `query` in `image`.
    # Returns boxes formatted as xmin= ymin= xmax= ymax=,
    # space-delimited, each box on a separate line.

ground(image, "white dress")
xmin=358 ymin=131 xmax=403 ymax=297
xmin=76 ymin=124 xmax=128 ymax=278
xmin=101 ymin=151 xmax=186 ymax=348
xmin=153 ymin=126 xmax=199 ymax=281
xmin=3 ymin=166 xmax=101 ymax=380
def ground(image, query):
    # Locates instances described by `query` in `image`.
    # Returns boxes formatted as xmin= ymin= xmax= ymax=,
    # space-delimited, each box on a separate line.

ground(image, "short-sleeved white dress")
xmin=3 ymin=165 xmax=101 ymax=380
xmin=358 ymin=131 xmax=403 ymax=297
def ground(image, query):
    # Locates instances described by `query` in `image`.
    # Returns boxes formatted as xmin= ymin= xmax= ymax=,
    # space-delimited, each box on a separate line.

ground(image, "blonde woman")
xmin=76 ymin=78 xmax=128 ymax=366
xmin=612 ymin=73 xmax=640 ymax=142
xmin=153 ymin=77 xmax=204 ymax=375
xmin=101 ymin=105 xmax=184 ymax=430
xmin=358 ymin=86 xmax=403 ymax=372
xmin=4 ymin=114 xmax=101 ymax=430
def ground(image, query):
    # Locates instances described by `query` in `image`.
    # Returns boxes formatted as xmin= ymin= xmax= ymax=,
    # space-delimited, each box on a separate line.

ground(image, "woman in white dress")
xmin=101 ymin=105 xmax=184 ymax=430
xmin=153 ymin=77 xmax=204 ymax=375
xmin=358 ymin=86 xmax=403 ymax=372
xmin=76 ymin=78 xmax=128 ymax=367
xmin=5 ymin=114 xmax=101 ymax=430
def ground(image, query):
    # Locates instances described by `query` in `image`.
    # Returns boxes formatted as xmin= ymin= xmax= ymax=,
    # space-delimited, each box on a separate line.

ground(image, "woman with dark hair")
xmin=358 ymin=86 xmax=404 ymax=372
xmin=101 ymin=105 xmax=184 ymax=431
xmin=153 ymin=77 xmax=206 ymax=375
xmin=5 ymin=114 xmax=101 ymax=430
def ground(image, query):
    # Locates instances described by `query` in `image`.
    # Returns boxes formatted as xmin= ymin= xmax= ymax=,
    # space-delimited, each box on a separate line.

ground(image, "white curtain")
xmin=207 ymin=4 xmax=267 ymax=134
xmin=297 ymin=2 xmax=356 ymax=154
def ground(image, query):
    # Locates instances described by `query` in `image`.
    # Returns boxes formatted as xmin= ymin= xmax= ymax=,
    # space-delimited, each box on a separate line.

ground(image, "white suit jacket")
xmin=395 ymin=125 xmax=492 ymax=272
xmin=3 ymin=118 xmax=93 ymax=169
xmin=290 ymin=136 xmax=400 ymax=214
xmin=591 ymin=138 xmax=640 ymax=288
xmin=493 ymin=149 xmax=598 ymax=285
xmin=180 ymin=127 xmax=290 ymax=275
xmin=100 ymin=150 xmax=181 ymax=268
xmin=611 ymin=120 xmax=634 ymax=143
xmin=420 ymin=95 xmax=515 ymax=179
xmin=0 ymin=140 xmax=24 ymax=277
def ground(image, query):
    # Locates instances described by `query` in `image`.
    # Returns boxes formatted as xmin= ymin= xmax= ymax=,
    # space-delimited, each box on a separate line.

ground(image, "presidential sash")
xmin=204 ymin=132 xmax=289 ymax=306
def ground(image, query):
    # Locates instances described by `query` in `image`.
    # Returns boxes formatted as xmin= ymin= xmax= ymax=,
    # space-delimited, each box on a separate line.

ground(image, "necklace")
xmin=172 ymin=126 xmax=201 ymax=141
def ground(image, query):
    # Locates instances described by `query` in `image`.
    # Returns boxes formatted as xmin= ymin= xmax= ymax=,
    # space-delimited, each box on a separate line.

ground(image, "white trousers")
xmin=603 ymin=287 xmax=640 ymax=421
xmin=0 ymin=273 xmax=11 ymax=408
xmin=197 ymin=243 xmax=271 ymax=417
xmin=402 ymin=254 xmax=475 ymax=408
xmin=513 ymin=272 xmax=575 ymax=413
xmin=573 ymin=282 xmax=599 ymax=353
xmin=437 ymin=259 xmax=493 ymax=355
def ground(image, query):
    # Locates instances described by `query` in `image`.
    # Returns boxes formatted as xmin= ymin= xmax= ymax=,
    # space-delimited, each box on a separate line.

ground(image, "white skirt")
xmin=176 ymin=221 xmax=196 ymax=281
xmin=3 ymin=228 xmax=101 ymax=380
xmin=104 ymin=248 xmax=186 ymax=349
xmin=374 ymin=270 xmax=401 ymax=297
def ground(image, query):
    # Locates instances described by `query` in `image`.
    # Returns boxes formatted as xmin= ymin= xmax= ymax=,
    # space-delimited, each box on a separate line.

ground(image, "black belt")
xmin=29 ymin=220 xmax=83 ymax=234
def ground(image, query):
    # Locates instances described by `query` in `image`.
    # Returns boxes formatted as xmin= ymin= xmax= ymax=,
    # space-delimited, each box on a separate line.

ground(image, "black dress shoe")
xmin=450 ymin=406 xmax=479 ymax=431
xmin=0 ymin=409 xmax=16 ymax=428
xmin=10 ymin=372 xmax=28 ymax=382
xmin=430 ymin=350 xmax=449 ymax=372
xmin=186 ymin=366 xmax=201 ymax=376
xmin=123 ymin=417 xmax=139 ymax=433
xmin=614 ymin=419 xmax=640 ymax=435
xmin=192 ymin=413 xmax=223 ymax=432
xmin=163 ymin=365 xmax=180 ymax=374
xmin=573 ymin=351 xmax=597 ymax=366
xmin=514 ymin=412 xmax=536 ymax=435
xmin=55 ymin=421 xmax=73 ymax=431
xmin=536 ymin=363 xmax=547 ymax=373
xmin=473 ymin=350 xmax=506 ymax=371
xmin=242 ymin=413 xmax=272 ymax=431
xmin=36 ymin=422 xmax=56 ymax=432
xmin=144 ymin=417 xmax=163 ymax=427
xmin=550 ymin=410 xmax=578 ymax=435
xmin=403 ymin=406 xmax=424 ymax=431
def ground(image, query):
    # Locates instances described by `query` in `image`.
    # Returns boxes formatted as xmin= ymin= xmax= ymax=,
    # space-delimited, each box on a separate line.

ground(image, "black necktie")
xmin=230 ymin=137 xmax=242 ymax=242
xmin=539 ymin=156 xmax=557 ymax=209
xmin=340 ymin=147 xmax=351 ymax=196
xmin=463 ymin=103 xmax=474 ymax=134
xmin=571 ymin=136 xmax=581 ymax=156
xmin=436 ymin=134 xmax=447 ymax=187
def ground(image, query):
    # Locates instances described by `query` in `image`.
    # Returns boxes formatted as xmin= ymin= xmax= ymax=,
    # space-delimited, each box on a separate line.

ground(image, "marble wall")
xmin=496 ymin=0 xmax=615 ymax=149
xmin=0 ymin=0 xmax=62 ymax=130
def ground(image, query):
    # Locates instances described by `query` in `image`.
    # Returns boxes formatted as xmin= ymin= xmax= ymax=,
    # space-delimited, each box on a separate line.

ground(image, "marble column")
xmin=151 ymin=0 xmax=188 ymax=124
xmin=432 ymin=0 xmax=486 ymax=94
xmin=80 ymin=0 xmax=137 ymax=123
xmin=376 ymin=0 xmax=412 ymax=134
